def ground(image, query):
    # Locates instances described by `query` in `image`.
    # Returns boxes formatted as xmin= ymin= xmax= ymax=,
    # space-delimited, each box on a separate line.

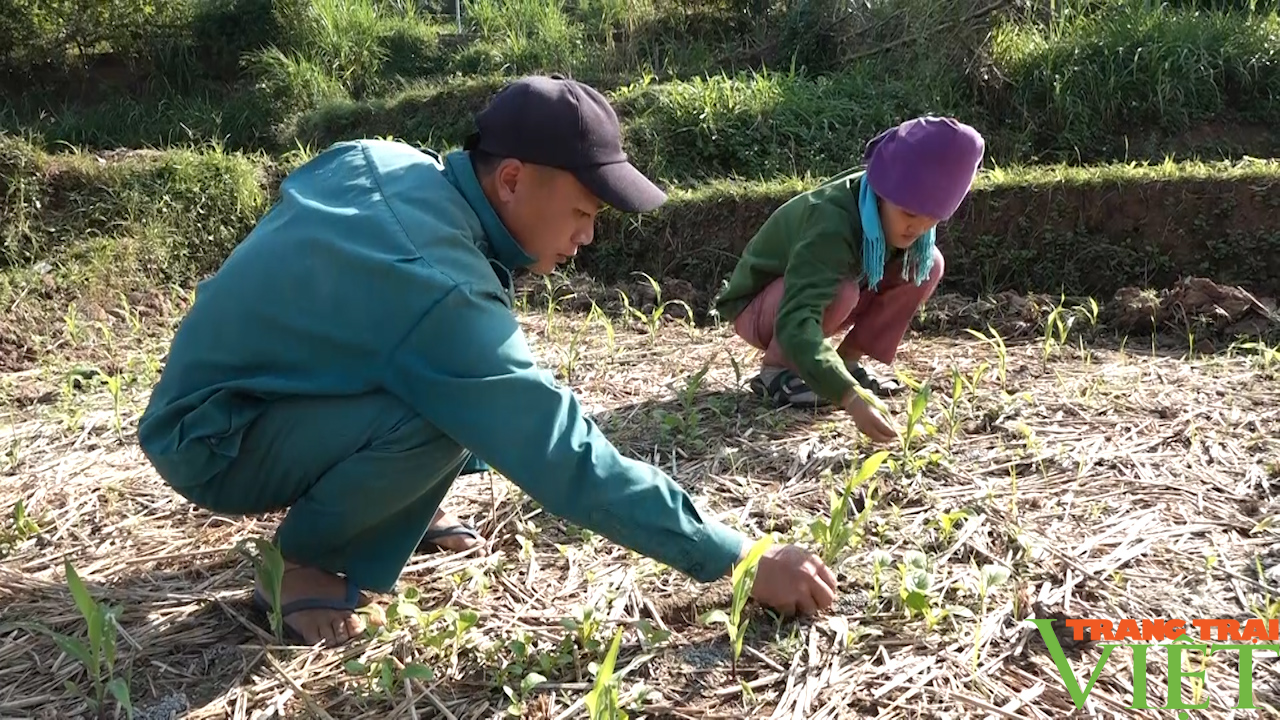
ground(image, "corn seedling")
xmin=103 ymin=374 xmax=124 ymax=441
xmin=1041 ymin=299 xmax=1070 ymax=365
xmin=64 ymin=303 xmax=84 ymax=344
xmin=561 ymin=310 xmax=593 ymax=381
xmin=870 ymin=549 xmax=893 ymax=605
xmin=2 ymin=499 xmax=41 ymax=556
xmin=700 ymin=534 xmax=774 ymax=677
xmin=901 ymin=381 xmax=933 ymax=462
xmin=1234 ymin=340 xmax=1280 ymax=373
xmin=809 ymin=451 xmax=890 ymax=566
xmin=234 ymin=537 xmax=285 ymax=642
xmin=584 ymin=627 xmax=626 ymax=720
xmin=943 ymin=368 xmax=964 ymax=450
xmin=971 ymin=563 xmax=1011 ymax=670
xmin=725 ymin=350 xmax=745 ymax=387
xmin=7 ymin=561 xmax=134 ymax=718
xmin=541 ymin=275 xmax=576 ymax=340
xmin=618 ymin=272 xmax=694 ymax=342
xmin=590 ymin=301 xmax=617 ymax=360
xmin=679 ymin=360 xmax=711 ymax=409
xmin=965 ymin=326 xmax=1007 ymax=391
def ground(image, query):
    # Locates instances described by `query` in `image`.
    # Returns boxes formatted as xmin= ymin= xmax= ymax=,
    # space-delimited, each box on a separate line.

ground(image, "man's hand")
xmin=747 ymin=544 xmax=838 ymax=616
xmin=842 ymin=389 xmax=899 ymax=444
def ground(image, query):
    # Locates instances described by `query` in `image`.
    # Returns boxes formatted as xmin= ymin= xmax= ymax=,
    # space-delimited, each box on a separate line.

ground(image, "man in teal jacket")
xmin=138 ymin=75 xmax=838 ymax=647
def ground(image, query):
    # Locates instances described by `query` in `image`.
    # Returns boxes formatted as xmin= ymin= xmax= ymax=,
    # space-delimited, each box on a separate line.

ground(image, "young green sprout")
xmin=584 ymin=627 xmax=626 ymax=720
xmin=7 ymin=561 xmax=134 ymax=718
xmin=700 ymin=534 xmax=775 ymax=677
xmin=971 ymin=563 xmax=1011 ymax=670
xmin=617 ymin=271 xmax=694 ymax=341
xmin=809 ymin=450 xmax=890 ymax=567
xmin=235 ymin=537 xmax=286 ymax=642
xmin=901 ymin=381 xmax=933 ymax=461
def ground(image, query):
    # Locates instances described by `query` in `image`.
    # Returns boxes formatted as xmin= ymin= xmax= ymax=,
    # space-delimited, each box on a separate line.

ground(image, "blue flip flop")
xmin=251 ymin=575 xmax=362 ymax=645
xmin=417 ymin=524 xmax=483 ymax=552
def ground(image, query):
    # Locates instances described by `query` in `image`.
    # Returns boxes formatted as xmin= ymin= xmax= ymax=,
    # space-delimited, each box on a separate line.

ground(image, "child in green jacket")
xmin=714 ymin=116 xmax=985 ymax=443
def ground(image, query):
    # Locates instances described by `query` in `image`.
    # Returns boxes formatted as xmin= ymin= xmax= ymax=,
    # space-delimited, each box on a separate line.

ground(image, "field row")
xmin=3 ymin=1 xmax=1280 ymax=176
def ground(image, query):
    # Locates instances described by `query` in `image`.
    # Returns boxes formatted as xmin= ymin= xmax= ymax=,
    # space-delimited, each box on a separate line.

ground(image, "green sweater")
xmin=714 ymin=168 xmax=869 ymax=405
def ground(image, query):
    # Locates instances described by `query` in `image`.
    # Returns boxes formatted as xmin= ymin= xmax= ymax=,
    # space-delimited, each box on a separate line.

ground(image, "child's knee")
xmin=925 ymin=247 xmax=945 ymax=284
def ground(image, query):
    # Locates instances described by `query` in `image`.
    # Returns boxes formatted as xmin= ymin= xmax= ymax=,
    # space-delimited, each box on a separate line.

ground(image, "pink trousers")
xmin=733 ymin=247 xmax=944 ymax=369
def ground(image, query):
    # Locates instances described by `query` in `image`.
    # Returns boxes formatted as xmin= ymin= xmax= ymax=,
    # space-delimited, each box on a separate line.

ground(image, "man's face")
xmin=878 ymin=195 xmax=939 ymax=250
xmin=488 ymin=159 xmax=602 ymax=274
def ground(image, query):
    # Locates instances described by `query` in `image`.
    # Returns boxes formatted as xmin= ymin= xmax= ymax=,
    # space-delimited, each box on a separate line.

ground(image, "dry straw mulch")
xmin=2 ymin=306 xmax=1279 ymax=719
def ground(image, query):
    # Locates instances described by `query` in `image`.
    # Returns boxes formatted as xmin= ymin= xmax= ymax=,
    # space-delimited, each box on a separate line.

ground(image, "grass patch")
xmin=5 ymin=0 xmax=1280 ymax=170
xmin=4 ymin=135 xmax=1280 ymax=316
xmin=987 ymin=2 xmax=1280 ymax=162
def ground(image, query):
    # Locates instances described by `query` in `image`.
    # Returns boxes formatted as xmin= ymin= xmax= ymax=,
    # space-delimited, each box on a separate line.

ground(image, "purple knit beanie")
xmin=863 ymin=116 xmax=985 ymax=220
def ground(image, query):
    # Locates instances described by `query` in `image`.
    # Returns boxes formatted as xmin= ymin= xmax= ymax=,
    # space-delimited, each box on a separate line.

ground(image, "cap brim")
xmin=575 ymin=161 xmax=667 ymax=213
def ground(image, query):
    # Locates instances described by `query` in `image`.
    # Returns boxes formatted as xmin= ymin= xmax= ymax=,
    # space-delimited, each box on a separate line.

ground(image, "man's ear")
xmin=493 ymin=158 xmax=525 ymax=202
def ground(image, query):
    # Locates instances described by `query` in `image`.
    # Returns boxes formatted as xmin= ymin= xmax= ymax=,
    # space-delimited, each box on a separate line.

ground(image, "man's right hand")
xmin=842 ymin=390 xmax=899 ymax=444
xmin=748 ymin=544 xmax=838 ymax=616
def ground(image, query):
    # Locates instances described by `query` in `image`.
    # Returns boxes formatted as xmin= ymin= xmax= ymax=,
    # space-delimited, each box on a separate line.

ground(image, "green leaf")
xmin=9 ymin=622 xmax=94 ymax=669
xmin=344 ymin=660 xmax=368 ymax=675
xmin=521 ymin=671 xmax=547 ymax=694
xmin=904 ymin=569 xmax=931 ymax=595
xmin=106 ymin=677 xmax=133 ymax=718
xmin=903 ymin=551 xmax=928 ymax=571
xmin=807 ymin=518 xmax=829 ymax=545
xmin=731 ymin=535 xmax=774 ymax=590
xmin=699 ymin=609 xmax=730 ymax=626
xmin=853 ymin=450 xmax=891 ymax=485
xmin=908 ymin=382 xmax=932 ymax=422
xmin=981 ymin=564 xmax=1011 ymax=588
xmin=870 ymin=550 xmax=893 ymax=570
xmin=585 ymin=628 xmax=624 ymax=719
xmin=402 ymin=663 xmax=435 ymax=681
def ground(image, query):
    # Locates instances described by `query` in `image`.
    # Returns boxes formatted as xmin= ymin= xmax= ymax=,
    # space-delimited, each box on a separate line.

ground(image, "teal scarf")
xmin=858 ymin=175 xmax=936 ymax=292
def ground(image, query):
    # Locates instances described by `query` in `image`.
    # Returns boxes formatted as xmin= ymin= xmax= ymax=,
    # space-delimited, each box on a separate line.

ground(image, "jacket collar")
xmin=443 ymin=150 xmax=536 ymax=270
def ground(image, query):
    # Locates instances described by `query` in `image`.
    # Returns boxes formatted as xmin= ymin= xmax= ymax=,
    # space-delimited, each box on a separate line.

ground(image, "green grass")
xmin=988 ymin=2 xmax=1280 ymax=162
xmin=5 ymin=0 xmax=1280 ymax=175
xmin=4 ymin=133 xmax=1279 ymax=321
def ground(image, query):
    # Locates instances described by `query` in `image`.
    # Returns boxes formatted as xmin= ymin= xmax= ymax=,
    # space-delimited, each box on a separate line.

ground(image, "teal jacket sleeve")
xmin=382 ymin=278 xmax=747 ymax=583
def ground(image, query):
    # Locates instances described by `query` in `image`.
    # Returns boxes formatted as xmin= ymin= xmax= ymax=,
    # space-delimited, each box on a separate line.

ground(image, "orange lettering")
xmin=1115 ymin=619 xmax=1141 ymax=642
xmin=1097 ymin=619 xmax=1116 ymax=642
xmin=1144 ymin=619 xmax=1182 ymax=641
xmin=1065 ymin=619 xmax=1093 ymax=641
xmin=1223 ymin=619 xmax=1244 ymax=642
xmin=1192 ymin=619 xmax=1216 ymax=641
xmin=1242 ymin=618 xmax=1269 ymax=643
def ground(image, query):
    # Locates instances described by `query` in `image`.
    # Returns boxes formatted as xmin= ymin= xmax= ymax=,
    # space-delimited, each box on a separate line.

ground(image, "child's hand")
xmin=842 ymin=391 xmax=899 ymax=444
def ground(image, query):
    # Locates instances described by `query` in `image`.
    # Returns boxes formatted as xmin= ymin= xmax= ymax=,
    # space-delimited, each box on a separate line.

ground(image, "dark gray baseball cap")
xmin=464 ymin=74 xmax=667 ymax=213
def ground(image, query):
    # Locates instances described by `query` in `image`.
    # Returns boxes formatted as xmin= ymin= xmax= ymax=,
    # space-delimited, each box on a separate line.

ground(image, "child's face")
xmin=878 ymin=196 xmax=939 ymax=249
